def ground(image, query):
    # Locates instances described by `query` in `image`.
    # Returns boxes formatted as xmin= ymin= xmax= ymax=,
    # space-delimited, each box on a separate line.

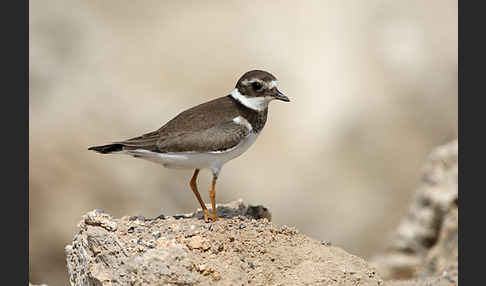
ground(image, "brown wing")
xmin=114 ymin=130 xmax=160 ymax=151
xmin=117 ymin=121 xmax=249 ymax=153
xmin=156 ymin=121 xmax=249 ymax=152
xmin=116 ymin=96 xmax=247 ymax=152
xmin=157 ymin=96 xmax=241 ymax=136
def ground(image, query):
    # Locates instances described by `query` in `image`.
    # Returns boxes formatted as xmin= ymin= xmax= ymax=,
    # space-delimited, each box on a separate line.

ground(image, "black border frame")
xmin=4 ymin=0 xmax=29 ymax=285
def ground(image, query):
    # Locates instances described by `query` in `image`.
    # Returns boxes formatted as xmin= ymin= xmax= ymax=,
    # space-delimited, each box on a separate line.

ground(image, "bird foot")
xmin=203 ymin=209 xmax=220 ymax=222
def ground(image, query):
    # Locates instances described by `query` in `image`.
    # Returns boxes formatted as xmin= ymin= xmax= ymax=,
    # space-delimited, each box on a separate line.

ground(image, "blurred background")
xmin=29 ymin=1 xmax=457 ymax=285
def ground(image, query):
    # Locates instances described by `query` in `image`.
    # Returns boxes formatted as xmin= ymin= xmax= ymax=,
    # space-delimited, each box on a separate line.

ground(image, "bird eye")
xmin=252 ymin=82 xmax=263 ymax=91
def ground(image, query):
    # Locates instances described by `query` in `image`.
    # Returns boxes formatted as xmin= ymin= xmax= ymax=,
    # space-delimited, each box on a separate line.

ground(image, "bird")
xmin=89 ymin=70 xmax=290 ymax=221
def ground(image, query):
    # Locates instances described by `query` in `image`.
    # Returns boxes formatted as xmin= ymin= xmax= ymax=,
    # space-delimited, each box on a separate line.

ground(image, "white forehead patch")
xmin=268 ymin=80 xmax=278 ymax=89
xmin=230 ymin=88 xmax=269 ymax=111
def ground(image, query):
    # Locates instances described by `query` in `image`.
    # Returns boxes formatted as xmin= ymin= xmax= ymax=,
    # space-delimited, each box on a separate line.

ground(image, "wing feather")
xmin=156 ymin=121 xmax=249 ymax=153
xmin=116 ymin=96 xmax=246 ymax=152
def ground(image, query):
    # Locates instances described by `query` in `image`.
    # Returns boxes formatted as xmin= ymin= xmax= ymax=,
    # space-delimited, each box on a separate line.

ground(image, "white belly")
xmin=122 ymin=132 xmax=258 ymax=175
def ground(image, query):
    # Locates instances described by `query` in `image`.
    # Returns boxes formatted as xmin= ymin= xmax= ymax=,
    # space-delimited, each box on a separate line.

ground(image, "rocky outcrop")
xmin=371 ymin=139 xmax=458 ymax=284
xmin=65 ymin=200 xmax=383 ymax=286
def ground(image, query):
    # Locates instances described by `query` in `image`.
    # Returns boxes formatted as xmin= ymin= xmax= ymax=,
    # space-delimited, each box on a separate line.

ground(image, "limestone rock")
xmin=371 ymin=139 xmax=458 ymax=285
xmin=66 ymin=200 xmax=383 ymax=286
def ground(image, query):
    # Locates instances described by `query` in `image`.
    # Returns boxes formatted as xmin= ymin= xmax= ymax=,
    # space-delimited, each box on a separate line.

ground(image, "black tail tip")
xmin=88 ymin=144 xmax=124 ymax=154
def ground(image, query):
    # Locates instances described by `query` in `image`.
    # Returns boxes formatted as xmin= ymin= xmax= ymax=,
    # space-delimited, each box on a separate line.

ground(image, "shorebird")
xmin=89 ymin=70 xmax=289 ymax=221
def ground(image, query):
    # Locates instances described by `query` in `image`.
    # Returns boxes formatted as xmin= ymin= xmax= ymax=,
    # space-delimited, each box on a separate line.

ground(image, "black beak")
xmin=273 ymin=89 xmax=290 ymax=102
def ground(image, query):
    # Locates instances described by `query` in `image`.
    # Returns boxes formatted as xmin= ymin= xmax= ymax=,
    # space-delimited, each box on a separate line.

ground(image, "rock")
xmin=371 ymin=139 xmax=458 ymax=284
xmin=82 ymin=209 xmax=118 ymax=231
xmin=186 ymin=235 xmax=211 ymax=251
xmin=173 ymin=199 xmax=272 ymax=221
xmin=66 ymin=200 xmax=384 ymax=286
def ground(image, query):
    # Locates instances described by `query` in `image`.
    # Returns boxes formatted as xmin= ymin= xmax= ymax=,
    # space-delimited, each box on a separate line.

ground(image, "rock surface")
xmin=371 ymin=139 xmax=458 ymax=284
xmin=65 ymin=200 xmax=383 ymax=286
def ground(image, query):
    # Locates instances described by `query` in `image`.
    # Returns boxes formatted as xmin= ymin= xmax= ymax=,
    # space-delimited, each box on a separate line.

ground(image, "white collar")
xmin=230 ymin=88 xmax=269 ymax=111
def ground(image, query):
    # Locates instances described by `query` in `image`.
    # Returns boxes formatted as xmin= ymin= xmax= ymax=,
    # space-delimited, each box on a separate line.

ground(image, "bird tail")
xmin=88 ymin=143 xmax=125 ymax=154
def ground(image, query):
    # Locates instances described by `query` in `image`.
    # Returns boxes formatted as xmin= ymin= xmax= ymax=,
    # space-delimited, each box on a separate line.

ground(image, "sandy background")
xmin=29 ymin=1 xmax=457 ymax=285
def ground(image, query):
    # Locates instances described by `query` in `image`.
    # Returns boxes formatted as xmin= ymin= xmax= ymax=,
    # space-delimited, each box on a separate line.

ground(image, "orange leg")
xmin=209 ymin=176 xmax=220 ymax=220
xmin=189 ymin=169 xmax=212 ymax=221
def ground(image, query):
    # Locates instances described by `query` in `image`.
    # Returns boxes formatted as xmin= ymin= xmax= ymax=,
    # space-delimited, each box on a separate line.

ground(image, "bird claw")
xmin=203 ymin=209 xmax=220 ymax=222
